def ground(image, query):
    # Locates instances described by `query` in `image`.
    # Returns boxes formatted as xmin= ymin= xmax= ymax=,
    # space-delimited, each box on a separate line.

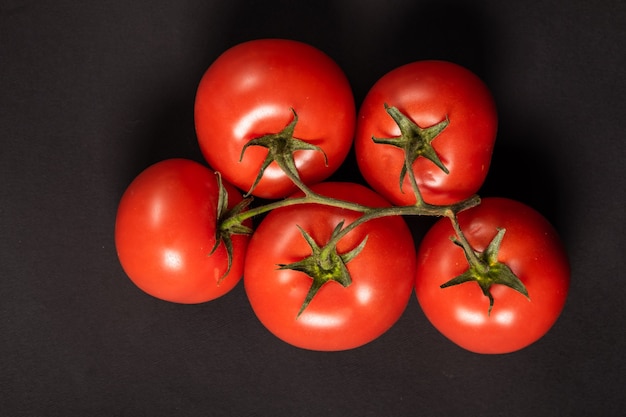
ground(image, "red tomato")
xmin=415 ymin=197 xmax=570 ymax=354
xmin=244 ymin=182 xmax=416 ymax=351
xmin=194 ymin=39 xmax=355 ymax=199
xmin=115 ymin=159 xmax=249 ymax=304
xmin=355 ymin=60 xmax=497 ymax=205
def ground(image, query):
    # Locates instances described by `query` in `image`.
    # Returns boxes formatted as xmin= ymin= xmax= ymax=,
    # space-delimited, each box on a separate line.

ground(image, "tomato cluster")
xmin=115 ymin=39 xmax=570 ymax=354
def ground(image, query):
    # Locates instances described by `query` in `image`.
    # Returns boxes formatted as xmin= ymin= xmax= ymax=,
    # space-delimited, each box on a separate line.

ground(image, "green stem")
xmin=220 ymin=192 xmax=371 ymax=231
xmin=281 ymin=160 xmax=316 ymax=198
xmin=325 ymin=196 xmax=480 ymax=250
xmin=221 ymin=182 xmax=481 ymax=244
xmin=221 ymin=174 xmax=480 ymax=250
xmin=406 ymin=150 xmax=425 ymax=206
xmin=446 ymin=211 xmax=488 ymax=274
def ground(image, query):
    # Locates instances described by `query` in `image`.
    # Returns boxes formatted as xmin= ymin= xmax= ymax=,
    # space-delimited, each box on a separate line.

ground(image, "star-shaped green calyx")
xmin=239 ymin=108 xmax=327 ymax=196
xmin=211 ymin=172 xmax=253 ymax=283
xmin=441 ymin=228 xmax=529 ymax=315
xmin=372 ymin=104 xmax=450 ymax=194
xmin=277 ymin=221 xmax=368 ymax=318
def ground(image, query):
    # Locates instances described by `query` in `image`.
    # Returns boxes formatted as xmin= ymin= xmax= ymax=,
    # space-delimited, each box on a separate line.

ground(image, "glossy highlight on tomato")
xmin=115 ymin=158 xmax=249 ymax=303
xmin=244 ymin=182 xmax=416 ymax=351
xmin=355 ymin=60 xmax=498 ymax=205
xmin=194 ymin=39 xmax=356 ymax=199
xmin=415 ymin=197 xmax=570 ymax=354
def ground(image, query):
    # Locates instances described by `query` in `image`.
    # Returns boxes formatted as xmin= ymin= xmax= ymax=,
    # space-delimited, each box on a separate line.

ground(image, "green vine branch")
xmin=215 ymin=105 xmax=525 ymax=316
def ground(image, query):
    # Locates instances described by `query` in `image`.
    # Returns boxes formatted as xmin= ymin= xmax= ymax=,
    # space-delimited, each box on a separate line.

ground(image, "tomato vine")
xmin=116 ymin=39 xmax=569 ymax=353
xmin=215 ymin=105 xmax=518 ymax=317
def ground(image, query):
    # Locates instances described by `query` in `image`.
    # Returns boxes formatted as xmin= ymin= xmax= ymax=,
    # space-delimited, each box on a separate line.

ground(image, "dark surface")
xmin=1 ymin=1 xmax=624 ymax=416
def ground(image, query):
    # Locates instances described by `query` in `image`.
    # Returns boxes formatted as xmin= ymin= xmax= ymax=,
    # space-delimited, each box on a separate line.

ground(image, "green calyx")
xmin=441 ymin=228 xmax=529 ymax=315
xmin=239 ymin=108 xmax=328 ymax=197
xmin=211 ymin=173 xmax=253 ymax=283
xmin=278 ymin=221 xmax=368 ymax=318
xmin=372 ymin=104 xmax=450 ymax=195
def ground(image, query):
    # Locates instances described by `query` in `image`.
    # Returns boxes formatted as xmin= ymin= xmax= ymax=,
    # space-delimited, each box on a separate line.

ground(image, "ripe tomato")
xmin=244 ymin=182 xmax=416 ymax=351
xmin=355 ymin=60 xmax=497 ymax=206
xmin=194 ymin=39 xmax=355 ymax=199
xmin=415 ymin=197 xmax=570 ymax=354
xmin=115 ymin=159 xmax=249 ymax=304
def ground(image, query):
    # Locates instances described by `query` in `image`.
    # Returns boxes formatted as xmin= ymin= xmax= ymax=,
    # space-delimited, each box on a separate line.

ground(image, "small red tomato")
xmin=115 ymin=158 xmax=249 ymax=303
xmin=244 ymin=182 xmax=416 ymax=351
xmin=415 ymin=197 xmax=570 ymax=354
xmin=355 ymin=60 xmax=497 ymax=205
xmin=194 ymin=39 xmax=355 ymax=199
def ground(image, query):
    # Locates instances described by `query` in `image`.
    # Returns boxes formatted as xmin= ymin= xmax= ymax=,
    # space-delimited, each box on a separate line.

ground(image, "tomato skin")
xmin=244 ymin=182 xmax=416 ymax=351
xmin=355 ymin=60 xmax=497 ymax=205
xmin=115 ymin=159 xmax=249 ymax=304
xmin=194 ymin=39 xmax=355 ymax=199
xmin=415 ymin=197 xmax=570 ymax=354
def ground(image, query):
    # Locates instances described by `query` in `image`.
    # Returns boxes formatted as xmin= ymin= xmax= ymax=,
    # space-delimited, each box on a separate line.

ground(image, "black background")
xmin=1 ymin=0 xmax=624 ymax=416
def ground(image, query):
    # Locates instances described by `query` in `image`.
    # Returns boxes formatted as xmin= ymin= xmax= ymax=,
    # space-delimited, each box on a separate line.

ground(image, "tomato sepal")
xmin=372 ymin=104 xmax=449 ymax=199
xmin=212 ymin=172 xmax=254 ymax=282
xmin=441 ymin=227 xmax=529 ymax=315
xmin=278 ymin=220 xmax=368 ymax=317
xmin=239 ymin=108 xmax=328 ymax=197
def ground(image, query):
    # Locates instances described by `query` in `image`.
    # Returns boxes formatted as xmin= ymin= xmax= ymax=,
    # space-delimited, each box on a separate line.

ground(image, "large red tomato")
xmin=115 ymin=158 xmax=249 ymax=303
xmin=355 ymin=60 xmax=497 ymax=206
xmin=244 ymin=182 xmax=416 ymax=351
xmin=194 ymin=39 xmax=355 ymax=199
xmin=415 ymin=197 xmax=570 ymax=354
